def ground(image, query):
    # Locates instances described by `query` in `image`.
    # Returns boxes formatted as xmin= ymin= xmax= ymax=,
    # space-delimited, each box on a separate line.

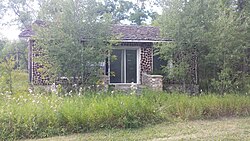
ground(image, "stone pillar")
xmin=142 ymin=73 xmax=163 ymax=91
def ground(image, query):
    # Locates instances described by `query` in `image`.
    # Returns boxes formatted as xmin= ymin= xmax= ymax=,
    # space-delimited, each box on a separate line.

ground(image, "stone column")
xmin=142 ymin=73 xmax=163 ymax=91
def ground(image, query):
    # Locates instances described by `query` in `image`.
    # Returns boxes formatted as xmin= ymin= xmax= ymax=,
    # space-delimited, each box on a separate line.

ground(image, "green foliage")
xmin=157 ymin=0 xmax=250 ymax=93
xmin=35 ymin=0 xmax=112 ymax=86
xmin=0 ymin=91 xmax=160 ymax=140
xmin=100 ymin=0 xmax=159 ymax=25
xmin=143 ymin=90 xmax=250 ymax=120
xmin=0 ymin=40 xmax=29 ymax=94
xmin=0 ymin=90 xmax=250 ymax=140
xmin=129 ymin=2 xmax=155 ymax=25
xmin=0 ymin=70 xmax=28 ymax=94
xmin=5 ymin=0 xmax=38 ymax=28
xmin=0 ymin=56 xmax=15 ymax=94
xmin=0 ymin=42 xmax=15 ymax=94
xmin=101 ymin=0 xmax=134 ymax=24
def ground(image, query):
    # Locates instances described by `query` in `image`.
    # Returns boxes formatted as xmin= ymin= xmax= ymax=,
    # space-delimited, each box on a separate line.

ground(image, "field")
xmin=25 ymin=117 xmax=250 ymax=141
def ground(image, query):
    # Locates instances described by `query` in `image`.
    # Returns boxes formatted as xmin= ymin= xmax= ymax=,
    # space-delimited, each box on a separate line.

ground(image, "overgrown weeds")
xmin=0 ymin=90 xmax=249 ymax=140
xmin=145 ymin=91 xmax=250 ymax=120
xmin=0 ymin=91 xmax=160 ymax=140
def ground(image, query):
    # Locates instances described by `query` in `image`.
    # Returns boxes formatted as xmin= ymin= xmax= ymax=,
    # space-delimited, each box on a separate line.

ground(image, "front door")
xmin=110 ymin=49 xmax=138 ymax=83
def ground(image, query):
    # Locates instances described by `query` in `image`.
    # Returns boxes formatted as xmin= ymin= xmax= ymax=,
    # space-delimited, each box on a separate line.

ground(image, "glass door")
xmin=110 ymin=49 xmax=138 ymax=83
xmin=126 ymin=50 xmax=137 ymax=83
xmin=110 ymin=50 xmax=124 ymax=83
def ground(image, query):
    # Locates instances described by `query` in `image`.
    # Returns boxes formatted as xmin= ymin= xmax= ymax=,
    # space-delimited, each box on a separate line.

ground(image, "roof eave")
xmin=110 ymin=39 xmax=172 ymax=43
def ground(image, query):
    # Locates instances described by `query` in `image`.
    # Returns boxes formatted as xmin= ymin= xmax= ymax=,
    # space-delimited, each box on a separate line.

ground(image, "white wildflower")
xmin=51 ymin=83 xmax=57 ymax=94
xmin=78 ymin=87 xmax=83 ymax=96
xmin=69 ymin=90 xmax=73 ymax=97
xmin=28 ymin=88 xmax=33 ymax=94
xmin=73 ymin=84 xmax=77 ymax=87
xmin=130 ymin=82 xmax=137 ymax=95
xmin=5 ymin=91 xmax=11 ymax=95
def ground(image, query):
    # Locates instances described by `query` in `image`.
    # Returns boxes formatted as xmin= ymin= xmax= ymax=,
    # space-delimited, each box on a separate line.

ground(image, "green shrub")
xmin=0 ymin=70 xmax=28 ymax=94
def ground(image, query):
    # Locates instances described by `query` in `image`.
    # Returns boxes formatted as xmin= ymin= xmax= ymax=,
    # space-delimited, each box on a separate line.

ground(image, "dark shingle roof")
xmin=111 ymin=25 xmax=165 ymax=41
xmin=19 ymin=20 xmax=46 ymax=38
xmin=19 ymin=21 xmax=168 ymax=42
xmin=18 ymin=28 xmax=35 ymax=38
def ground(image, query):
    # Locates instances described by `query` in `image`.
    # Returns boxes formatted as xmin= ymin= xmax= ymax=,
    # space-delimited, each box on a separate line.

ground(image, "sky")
xmin=0 ymin=19 xmax=20 ymax=40
xmin=0 ymin=0 xmax=39 ymax=40
xmin=0 ymin=8 xmax=20 ymax=40
xmin=0 ymin=0 xmax=161 ymax=41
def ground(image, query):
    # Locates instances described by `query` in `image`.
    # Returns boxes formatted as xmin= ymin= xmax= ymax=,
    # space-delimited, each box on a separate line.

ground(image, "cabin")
xmin=19 ymin=20 xmax=170 ymax=91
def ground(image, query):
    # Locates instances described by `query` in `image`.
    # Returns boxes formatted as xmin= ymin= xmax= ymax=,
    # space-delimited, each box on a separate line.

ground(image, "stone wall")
xmin=29 ymin=40 xmax=50 ymax=85
xmin=141 ymin=73 xmax=163 ymax=91
xmin=140 ymin=47 xmax=153 ymax=74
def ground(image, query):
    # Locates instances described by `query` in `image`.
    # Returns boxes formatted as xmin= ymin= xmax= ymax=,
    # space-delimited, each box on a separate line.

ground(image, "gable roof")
xmin=111 ymin=25 xmax=167 ymax=42
xmin=19 ymin=20 xmax=46 ymax=38
xmin=19 ymin=20 xmax=169 ymax=42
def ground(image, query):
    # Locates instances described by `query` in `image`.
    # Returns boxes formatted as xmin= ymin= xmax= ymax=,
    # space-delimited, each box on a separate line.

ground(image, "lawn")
xmin=24 ymin=117 xmax=250 ymax=141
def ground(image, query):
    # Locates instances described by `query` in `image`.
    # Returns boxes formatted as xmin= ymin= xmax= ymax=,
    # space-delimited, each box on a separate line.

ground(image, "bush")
xmin=0 ymin=70 xmax=29 ymax=94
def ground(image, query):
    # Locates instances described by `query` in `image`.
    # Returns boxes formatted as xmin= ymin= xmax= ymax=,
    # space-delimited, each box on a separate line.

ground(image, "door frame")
xmin=109 ymin=46 xmax=141 ymax=84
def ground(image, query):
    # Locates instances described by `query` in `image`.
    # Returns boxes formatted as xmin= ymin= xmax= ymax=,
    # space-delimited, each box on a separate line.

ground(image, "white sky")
xmin=0 ymin=0 xmax=162 ymax=41
xmin=0 ymin=20 xmax=20 ymax=41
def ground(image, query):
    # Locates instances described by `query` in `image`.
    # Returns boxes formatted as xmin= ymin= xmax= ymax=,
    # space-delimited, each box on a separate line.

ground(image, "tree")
xmin=157 ymin=0 xmax=250 ymax=94
xmin=100 ymin=0 xmax=159 ymax=25
xmin=0 ymin=1 xmax=6 ymax=19
xmin=101 ymin=0 xmax=133 ymax=24
xmin=129 ymin=0 xmax=159 ymax=25
xmin=0 ymin=38 xmax=7 ymax=53
xmin=1 ymin=0 xmax=38 ymax=29
xmin=208 ymin=0 xmax=250 ymax=93
xmin=156 ymin=0 xmax=211 ymax=92
xmin=0 ymin=41 xmax=16 ymax=94
xmin=35 ymin=0 xmax=112 ymax=86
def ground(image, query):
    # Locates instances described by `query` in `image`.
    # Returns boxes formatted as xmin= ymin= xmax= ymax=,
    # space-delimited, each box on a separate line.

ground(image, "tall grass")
xmin=0 ymin=90 xmax=249 ymax=140
xmin=0 ymin=70 xmax=29 ymax=94
xmin=144 ymin=91 xmax=250 ymax=120
xmin=0 ymin=92 xmax=160 ymax=140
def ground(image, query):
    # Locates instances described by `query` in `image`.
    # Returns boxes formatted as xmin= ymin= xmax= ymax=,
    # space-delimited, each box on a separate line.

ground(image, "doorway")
xmin=110 ymin=49 xmax=139 ymax=83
